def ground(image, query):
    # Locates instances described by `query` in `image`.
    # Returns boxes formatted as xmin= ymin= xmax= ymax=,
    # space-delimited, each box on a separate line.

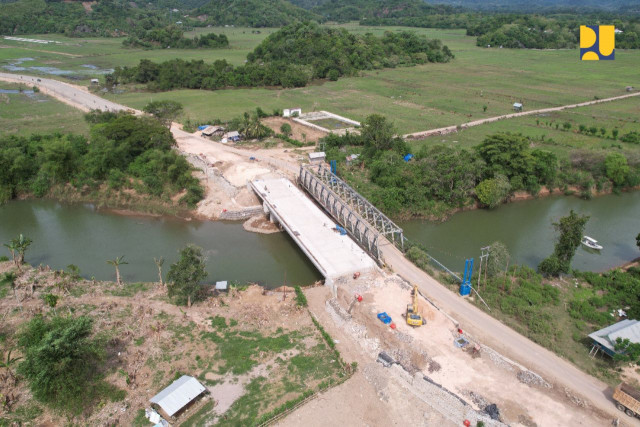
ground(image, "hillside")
xmin=423 ymin=0 xmax=640 ymax=12
xmin=289 ymin=0 xmax=461 ymax=22
xmin=195 ymin=0 xmax=321 ymax=27
xmin=0 ymin=0 xmax=176 ymax=36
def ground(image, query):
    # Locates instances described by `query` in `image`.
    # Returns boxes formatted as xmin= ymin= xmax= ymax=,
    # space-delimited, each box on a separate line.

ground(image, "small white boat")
xmin=582 ymin=236 xmax=603 ymax=250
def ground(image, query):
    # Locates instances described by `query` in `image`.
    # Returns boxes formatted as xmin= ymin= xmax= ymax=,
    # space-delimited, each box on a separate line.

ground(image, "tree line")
xmin=322 ymin=115 xmax=640 ymax=218
xmin=0 ymin=111 xmax=204 ymax=207
xmin=123 ymin=26 xmax=229 ymax=49
xmin=109 ymin=21 xmax=453 ymax=91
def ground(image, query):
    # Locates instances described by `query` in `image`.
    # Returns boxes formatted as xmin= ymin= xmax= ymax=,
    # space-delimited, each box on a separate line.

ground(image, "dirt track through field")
xmin=404 ymin=91 xmax=640 ymax=139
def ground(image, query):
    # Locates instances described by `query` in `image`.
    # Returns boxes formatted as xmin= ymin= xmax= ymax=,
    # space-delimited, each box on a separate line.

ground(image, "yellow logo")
xmin=580 ymin=25 xmax=615 ymax=60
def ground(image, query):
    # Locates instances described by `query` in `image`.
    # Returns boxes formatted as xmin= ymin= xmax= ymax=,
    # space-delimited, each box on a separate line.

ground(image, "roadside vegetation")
xmin=109 ymin=22 xmax=453 ymax=91
xmin=323 ymin=115 xmax=640 ymax=219
xmin=0 ymin=111 xmax=204 ymax=209
xmin=123 ymin=27 xmax=229 ymax=49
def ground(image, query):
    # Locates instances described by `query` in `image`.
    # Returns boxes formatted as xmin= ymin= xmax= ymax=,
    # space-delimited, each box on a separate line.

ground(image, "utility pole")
xmin=477 ymin=246 xmax=490 ymax=292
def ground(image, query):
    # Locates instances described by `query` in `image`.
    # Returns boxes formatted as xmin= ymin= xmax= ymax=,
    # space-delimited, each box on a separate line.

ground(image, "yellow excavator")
xmin=406 ymin=285 xmax=426 ymax=327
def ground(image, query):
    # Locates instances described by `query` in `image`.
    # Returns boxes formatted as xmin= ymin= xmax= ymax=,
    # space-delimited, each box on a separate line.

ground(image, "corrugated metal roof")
xmin=215 ymin=281 xmax=228 ymax=290
xmin=150 ymin=375 xmax=206 ymax=417
xmin=588 ymin=319 xmax=640 ymax=352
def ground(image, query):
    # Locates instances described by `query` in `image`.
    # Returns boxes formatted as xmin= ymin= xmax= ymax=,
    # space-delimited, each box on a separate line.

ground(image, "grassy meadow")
xmin=1 ymin=23 xmax=639 ymax=144
xmin=0 ymin=82 xmax=89 ymax=136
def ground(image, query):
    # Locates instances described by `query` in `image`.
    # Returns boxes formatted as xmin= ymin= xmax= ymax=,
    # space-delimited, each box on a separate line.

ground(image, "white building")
xmin=283 ymin=108 xmax=302 ymax=118
xmin=308 ymin=152 xmax=326 ymax=164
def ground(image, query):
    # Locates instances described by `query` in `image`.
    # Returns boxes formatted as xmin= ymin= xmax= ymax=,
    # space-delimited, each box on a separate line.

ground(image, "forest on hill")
xmin=195 ymin=0 xmax=320 ymax=28
xmin=110 ymin=21 xmax=453 ymax=90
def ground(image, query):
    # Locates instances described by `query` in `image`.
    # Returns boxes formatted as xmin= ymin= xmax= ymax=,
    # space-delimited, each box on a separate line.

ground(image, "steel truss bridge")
xmin=299 ymin=164 xmax=404 ymax=262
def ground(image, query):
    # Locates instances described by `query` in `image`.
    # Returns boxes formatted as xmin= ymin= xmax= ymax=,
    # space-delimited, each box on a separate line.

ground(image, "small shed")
xmin=90 ymin=78 xmax=99 ymax=85
xmin=221 ymin=131 xmax=241 ymax=143
xmin=283 ymin=108 xmax=302 ymax=118
xmin=308 ymin=152 xmax=326 ymax=164
xmin=588 ymin=319 xmax=640 ymax=358
xmin=215 ymin=281 xmax=228 ymax=292
xmin=202 ymin=125 xmax=224 ymax=137
xmin=513 ymin=102 xmax=523 ymax=112
xmin=150 ymin=375 xmax=206 ymax=419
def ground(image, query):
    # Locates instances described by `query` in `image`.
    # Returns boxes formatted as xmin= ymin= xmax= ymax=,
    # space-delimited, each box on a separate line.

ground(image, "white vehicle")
xmin=581 ymin=236 xmax=603 ymax=250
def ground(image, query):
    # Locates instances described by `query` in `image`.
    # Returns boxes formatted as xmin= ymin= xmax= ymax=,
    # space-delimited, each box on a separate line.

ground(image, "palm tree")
xmin=107 ymin=256 xmax=128 ymax=286
xmin=0 ymin=348 xmax=22 ymax=381
xmin=4 ymin=234 xmax=32 ymax=270
xmin=154 ymin=257 xmax=164 ymax=286
xmin=2 ymin=272 xmax=18 ymax=301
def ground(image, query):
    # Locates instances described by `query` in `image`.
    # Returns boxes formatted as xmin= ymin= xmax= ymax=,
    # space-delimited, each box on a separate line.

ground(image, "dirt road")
xmin=404 ymin=91 xmax=640 ymax=139
xmin=380 ymin=242 xmax=637 ymax=425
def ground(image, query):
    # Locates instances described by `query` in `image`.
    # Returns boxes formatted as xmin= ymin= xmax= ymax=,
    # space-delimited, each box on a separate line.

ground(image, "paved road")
xmin=4 ymin=71 xmax=637 ymax=423
xmin=404 ymin=91 xmax=640 ymax=140
xmin=380 ymin=241 xmax=637 ymax=424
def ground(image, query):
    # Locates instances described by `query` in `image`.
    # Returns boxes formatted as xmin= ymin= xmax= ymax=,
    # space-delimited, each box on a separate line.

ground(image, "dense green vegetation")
xmin=17 ymin=315 xmax=124 ymax=415
xmin=123 ymin=26 xmax=229 ymax=49
xmin=324 ymin=115 xmax=640 ymax=219
xmin=0 ymin=111 xmax=204 ymax=207
xmin=0 ymin=0 xmax=176 ymax=36
xmin=110 ymin=22 xmax=453 ymax=91
xmin=196 ymin=0 xmax=320 ymax=27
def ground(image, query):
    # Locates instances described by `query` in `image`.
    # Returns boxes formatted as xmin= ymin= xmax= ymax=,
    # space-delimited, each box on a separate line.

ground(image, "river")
xmin=0 ymin=200 xmax=322 ymax=287
xmin=2 ymin=193 xmax=638 ymax=287
xmin=400 ymin=191 xmax=640 ymax=273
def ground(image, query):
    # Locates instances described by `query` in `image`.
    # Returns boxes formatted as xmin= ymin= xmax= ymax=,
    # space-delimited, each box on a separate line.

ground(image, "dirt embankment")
xmin=261 ymin=116 xmax=327 ymax=143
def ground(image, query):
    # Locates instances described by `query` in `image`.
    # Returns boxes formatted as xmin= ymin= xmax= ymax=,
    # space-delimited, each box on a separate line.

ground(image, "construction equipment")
xmin=614 ymin=383 xmax=640 ymax=417
xmin=406 ymin=285 xmax=427 ymax=327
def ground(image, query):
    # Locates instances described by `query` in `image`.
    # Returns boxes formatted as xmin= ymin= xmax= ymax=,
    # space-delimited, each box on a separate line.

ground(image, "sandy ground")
xmin=262 ymin=116 xmax=328 ymax=143
xmin=282 ymin=276 xmax=623 ymax=427
xmin=278 ymin=284 xmax=455 ymax=427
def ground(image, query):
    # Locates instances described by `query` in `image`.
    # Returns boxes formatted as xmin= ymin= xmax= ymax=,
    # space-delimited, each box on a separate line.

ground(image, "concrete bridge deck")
xmin=250 ymin=178 xmax=377 ymax=281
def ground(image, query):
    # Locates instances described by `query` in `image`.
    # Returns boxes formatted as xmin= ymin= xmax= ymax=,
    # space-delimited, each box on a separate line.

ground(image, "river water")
xmin=0 ymin=200 xmax=322 ymax=287
xmin=400 ymin=191 xmax=640 ymax=273
xmin=1 ymin=193 xmax=638 ymax=287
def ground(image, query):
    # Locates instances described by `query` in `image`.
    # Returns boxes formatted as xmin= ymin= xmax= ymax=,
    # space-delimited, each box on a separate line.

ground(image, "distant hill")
xmin=288 ymin=0 xmax=460 ymax=22
xmin=195 ymin=0 xmax=321 ymax=27
xmin=423 ymin=0 xmax=640 ymax=13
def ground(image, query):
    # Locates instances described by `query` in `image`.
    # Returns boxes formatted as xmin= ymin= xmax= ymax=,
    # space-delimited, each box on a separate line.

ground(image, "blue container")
xmin=460 ymin=284 xmax=471 ymax=296
xmin=377 ymin=312 xmax=392 ymax=324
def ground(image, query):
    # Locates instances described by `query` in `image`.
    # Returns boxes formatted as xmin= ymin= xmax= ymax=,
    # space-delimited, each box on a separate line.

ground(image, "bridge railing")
xmin=302 ymin=164 xmax=404 ymax=248
xmin=299 ymin=165 xmax=382 ymax=262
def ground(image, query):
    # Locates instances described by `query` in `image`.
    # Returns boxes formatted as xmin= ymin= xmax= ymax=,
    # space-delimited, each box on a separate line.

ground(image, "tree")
xmin=154 ymin=256 xmax=164 ymax=286
xmin=612 ymin=129 xmax=619 ymax=140
xmin=636 ymin=232 xmax=640 ymax=250
xmin=17 ymin=316 xmax=105 ymax=415
xmin=42 ymin=293 xmax=59 ymax=314
xmin=486 ymin=241 xmax=510 ymax=277
xmin=475 ymin=175 xmax=511 ymax=208
xmin=106 ymin=256 xmax=128 ymax=286
xmin=4 ymin=234 xmax=32 ymax=269
xmin=143 ymin=100 xmax=183 ymax=128
xmin=538 ymin=210 xmax=589 ymax=276
xmin=361 ymin=114 xmax=397 ymax=159
xmin=483 ymin=105 xmax=487 ymax=112
xmin=167 ymin=245 xmax=208 ymax=307
xmin=605 ymin=152 xmax=629 ymax=187
xmin=280 ymin=123 xmax=292 ymax=136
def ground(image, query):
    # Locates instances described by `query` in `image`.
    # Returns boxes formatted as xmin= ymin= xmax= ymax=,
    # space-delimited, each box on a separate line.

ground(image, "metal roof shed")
xmin=150 ymin=375 xmax=206 ymax=418
xmin=215 ymin=281 xmax=228 ymax=291
xmin=588 ymin=319 xmax=640 ymax=357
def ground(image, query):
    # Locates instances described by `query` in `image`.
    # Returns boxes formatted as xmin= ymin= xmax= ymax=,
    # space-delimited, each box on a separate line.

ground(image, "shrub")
xmin=294 ymin=286 xmax=307 ymax=307
xmin=475 ymin=175 xmax=511 ymax=208
xmin=280 ymin=123 xmax=292 ymax=136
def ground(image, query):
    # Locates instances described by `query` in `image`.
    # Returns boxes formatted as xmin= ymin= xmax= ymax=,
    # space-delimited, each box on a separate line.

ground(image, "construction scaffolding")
xmin=299 ymin=165 xmax=405 ymax=262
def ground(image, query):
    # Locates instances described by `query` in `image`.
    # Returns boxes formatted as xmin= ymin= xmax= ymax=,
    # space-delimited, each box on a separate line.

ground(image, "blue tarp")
xmin=197 ymin=125 xmax=211 ymax=131
xmin=404 ymin=154 xmax=414 ymax=162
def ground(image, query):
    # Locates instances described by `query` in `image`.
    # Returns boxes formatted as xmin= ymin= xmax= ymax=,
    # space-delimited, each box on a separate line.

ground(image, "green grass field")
xmin=2 ymin=23 xmax=639 ymax=145
xmin=410 ymin=95 xmax=640 ymax=159
xmin=0 ymin=82 xmax=89 ymax=137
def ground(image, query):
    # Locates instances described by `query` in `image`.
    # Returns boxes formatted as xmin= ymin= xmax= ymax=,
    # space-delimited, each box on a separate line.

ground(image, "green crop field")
xmin=0 ymin=82 xmax=88 ymax=136
xmin=2 ymin=23 xmax=639 ymax=143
